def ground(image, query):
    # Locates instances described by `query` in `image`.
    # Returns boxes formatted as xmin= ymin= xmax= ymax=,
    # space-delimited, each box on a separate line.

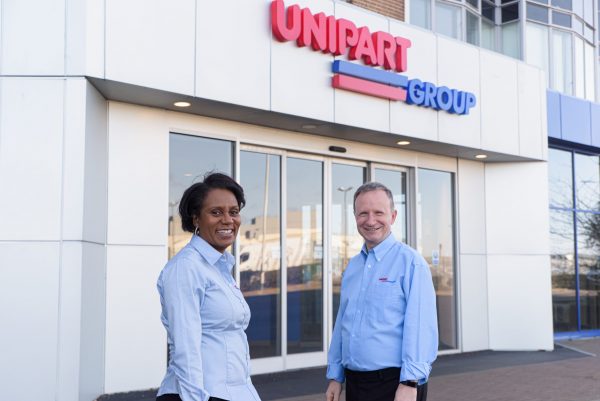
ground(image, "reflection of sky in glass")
xmin=548 ymin=148 xmax=573 ymax=208
xmin=550 ymin=209 xmax=575 ymax=274
xmin=575 ymin=153 xmax=600 ymax=211
xmin=240 ymin=152 xmax=281 ymax=222
xmin=375 ymin=168 xmax=407 ymax=243
xmin=331 ymin=164 xmax=363 ymax=235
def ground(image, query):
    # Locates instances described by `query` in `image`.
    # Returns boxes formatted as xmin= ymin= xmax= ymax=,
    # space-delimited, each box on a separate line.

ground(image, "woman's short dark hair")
xmin=179 ymin=172 xmax=246 ymax=233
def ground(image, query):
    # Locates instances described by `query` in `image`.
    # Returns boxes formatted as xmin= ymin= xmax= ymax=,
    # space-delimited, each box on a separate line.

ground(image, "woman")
xmin=157 ymin=172 xmax=261 ymax=401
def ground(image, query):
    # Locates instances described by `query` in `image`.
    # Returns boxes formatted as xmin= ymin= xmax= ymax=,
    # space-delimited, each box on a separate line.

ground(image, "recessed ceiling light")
xmin=174 ymin=101 xmax=191 ymax=107
xmin=475 ymin=154 xmax=488 ymax=159
xmin=396 ymin=140 xmax=411 ymax=146
xmin=302 ymin=124 xmax=317 ymax=129
xmin=183 ymin=173 xmax=193 ymax=177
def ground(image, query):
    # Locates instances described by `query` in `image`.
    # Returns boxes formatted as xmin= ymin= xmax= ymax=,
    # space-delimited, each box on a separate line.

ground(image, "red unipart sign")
xmin=270 ymin=0 xmax=411 ymax=72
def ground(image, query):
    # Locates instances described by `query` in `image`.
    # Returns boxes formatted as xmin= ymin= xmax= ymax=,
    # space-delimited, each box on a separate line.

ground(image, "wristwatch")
xmin=400 ymin=380 xmax=418 ymax=388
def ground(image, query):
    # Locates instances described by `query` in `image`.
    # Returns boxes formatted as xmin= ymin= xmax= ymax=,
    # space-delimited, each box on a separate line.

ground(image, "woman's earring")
xmin=194 ymin=226 xmax=200 ymax=236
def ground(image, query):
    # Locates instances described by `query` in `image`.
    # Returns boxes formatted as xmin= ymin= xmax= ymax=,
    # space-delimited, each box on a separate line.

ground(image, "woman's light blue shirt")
xmin=157 ymin=235 xmax=261 ymax=401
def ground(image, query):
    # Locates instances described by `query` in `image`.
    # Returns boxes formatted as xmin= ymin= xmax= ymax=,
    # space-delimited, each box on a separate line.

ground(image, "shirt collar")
xmin=361 ymin=233 xmax=397 ymax=262
xmin=190 ymin=235 xmax=235 ymax=270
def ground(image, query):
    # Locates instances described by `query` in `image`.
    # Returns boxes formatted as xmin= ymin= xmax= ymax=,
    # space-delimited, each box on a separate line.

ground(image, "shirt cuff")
xmin=400 ymin=361 xmax=432 ymax=385
xmin=326 ymin=364 xmax=345 ymax=383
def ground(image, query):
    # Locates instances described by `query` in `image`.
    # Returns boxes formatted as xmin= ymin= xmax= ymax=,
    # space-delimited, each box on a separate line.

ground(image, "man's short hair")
xmin=353 ymin=182 xmax=395 ymax=213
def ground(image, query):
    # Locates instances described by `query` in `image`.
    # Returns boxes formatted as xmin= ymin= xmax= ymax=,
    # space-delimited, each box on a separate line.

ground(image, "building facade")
xmin=0 ymin=1 xmax=597 ymax=401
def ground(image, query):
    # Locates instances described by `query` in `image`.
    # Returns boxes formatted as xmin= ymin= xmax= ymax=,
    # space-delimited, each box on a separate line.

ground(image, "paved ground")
xmin=99 ymin=338 xmax=600 ymax=401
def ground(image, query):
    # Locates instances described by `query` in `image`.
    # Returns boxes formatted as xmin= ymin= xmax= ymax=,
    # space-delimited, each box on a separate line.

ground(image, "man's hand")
xmin=325 ymin=380 xmax=342 ymax=401
xmin=394 ymin=383 xmax=417 ymax=401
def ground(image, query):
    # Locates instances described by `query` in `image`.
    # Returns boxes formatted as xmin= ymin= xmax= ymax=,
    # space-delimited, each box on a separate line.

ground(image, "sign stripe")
xmin=332 ymin=74 xmax=407 ymax=101
xmin=332 ymin=60 xmax=408 ymax=88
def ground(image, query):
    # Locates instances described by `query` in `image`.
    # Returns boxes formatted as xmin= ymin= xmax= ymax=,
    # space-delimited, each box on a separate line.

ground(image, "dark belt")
xmin=344 ymin=367 xmax=400 ymax=382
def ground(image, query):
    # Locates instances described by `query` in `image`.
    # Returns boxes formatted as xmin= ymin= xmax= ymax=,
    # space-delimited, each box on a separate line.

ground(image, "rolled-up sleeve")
xmin=159 ymin=258 xmax=210 ymax=401
xmin=400 ymin=258 xmax=438 ymax=384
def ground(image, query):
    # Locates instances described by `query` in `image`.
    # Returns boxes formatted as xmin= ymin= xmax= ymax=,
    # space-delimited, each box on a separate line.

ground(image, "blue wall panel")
xmin=560 ymin=94 xmax=592 ymax=145
xmin=592 ymin=103 xmax=600 ymax=148
xmin=547 ymin=90 xmax=562 ymax=139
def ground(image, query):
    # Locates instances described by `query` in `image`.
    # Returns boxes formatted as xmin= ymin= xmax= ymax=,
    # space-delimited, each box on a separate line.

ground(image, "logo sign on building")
xmin=270 ymin=0 xmax=476 ymax=115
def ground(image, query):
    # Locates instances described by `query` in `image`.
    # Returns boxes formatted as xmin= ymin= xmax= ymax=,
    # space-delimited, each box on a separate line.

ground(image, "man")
xmin=325 ymin=182 xmax=438 ymax=401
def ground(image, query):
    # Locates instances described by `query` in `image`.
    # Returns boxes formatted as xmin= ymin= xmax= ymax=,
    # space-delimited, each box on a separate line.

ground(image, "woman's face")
xmin=194 ymin=188 xmax=241 ymax=253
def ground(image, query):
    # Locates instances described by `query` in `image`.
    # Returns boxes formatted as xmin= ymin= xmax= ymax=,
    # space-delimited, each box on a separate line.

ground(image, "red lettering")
xmin=394 ymin=37 xmax=412 ymax=72
xmin=349 ymin=27 xmax=377 ymax=65
xmin=335 ymin=19 xmax=358 ymax=56
xmin=373 ymin=32 xmax=397 ymax=70
xmin=271 ymin=0 xmax=301 ymax=42
xmin=298 ymin=9 xmax=327 ymax=51
xmin=326 ymin=15 xmax=337 ymax=54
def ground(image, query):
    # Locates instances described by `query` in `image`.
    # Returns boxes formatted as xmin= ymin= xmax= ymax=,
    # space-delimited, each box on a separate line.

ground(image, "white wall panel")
xmin=437 ymin=37 xmax=481 ymax=148
xmin=459 ymin=254 xmax=489 ymax=352
xmin=83 ymin=82 xmax=108 ymax=244
xmin=65 ymin=0 xmax=86 ymax=75
xmin=271 ymin=0 xmax=334 ymax=121
xmin=457 ymin=159 xmax=486 ymax=254
xmin=195 ymin=1 xmax=270 ymax=109
xmin=105 ymin=0 xmax=195 ymax=95
xmin=104 ymin=245 xmax=167 ymax=393
xmin=63 ymin=79 xmax=87 ymax=240
xmin=79 ymin=242 xmax=107 ymax=401
xmin=333 ymin=2 xmax=389 ymax=132
xmin=1 ymin=0 xmax=65 ymax=75
xmin=480 ymin=51 xmax=519 ymax=154
xmin=56 ymin=241 xmax=83 ymax=401
xmin=389 ymin=22 xmax=438 ymax=141
xmin=485 ymin=162 xmax=549 ymax=255
xmin=85 ymin=0 xmax=106 ymax=78
xmin=517 ymin=64 xmax=544 ymax=159
xmin=487 ymin=254 xmax=553 ymax=350
xmin=0 ymin=78 xmax=63 ymax=241
xmin=0 ymin=242 xmax=60 ymax=401
xmin=106 ymin=102 xmax=169 ymax=245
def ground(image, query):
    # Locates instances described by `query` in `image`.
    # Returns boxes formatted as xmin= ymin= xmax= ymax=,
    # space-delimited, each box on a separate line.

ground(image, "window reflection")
xmin=331 ymin=164 xmax=365 ymax=324
xmin=168 ymin=134 xmax=233 ymax=258
xmin=287 ymin=157 xmax=323 ymax=354
xmin=240 ymin=151 xmax=282 ymax=358
xmin=418 ymin=169 xmax=456 ymax=350
xmin=575 ymin=154 xmax=600 ymax=212
xmin=577 ymin=212 xmax=600 ymax=330
xmin=548 ymin=148 xmax=573 ymax=209
xmin=374 ymin=168 xmax=408 ymax=244
xmin=550 ymin=209 xmax=578 ymax=332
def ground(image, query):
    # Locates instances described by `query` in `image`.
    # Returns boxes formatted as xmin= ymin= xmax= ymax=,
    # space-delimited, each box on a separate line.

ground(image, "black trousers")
xmin=344 ymin=367 xmax=428 ymax=401
xmin=156 ymin=394 xmax=228 ymax=401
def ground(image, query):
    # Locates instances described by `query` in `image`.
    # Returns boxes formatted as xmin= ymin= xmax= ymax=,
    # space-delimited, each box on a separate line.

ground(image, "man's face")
xmin=354 ymin=189 xmax=397 ymax=250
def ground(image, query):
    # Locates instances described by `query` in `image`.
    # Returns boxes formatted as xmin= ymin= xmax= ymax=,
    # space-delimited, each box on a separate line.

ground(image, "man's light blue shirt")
xmin=157 ymin=235 xmax=261 ymax=401
xmin=326 ymin=234 xmax=438 ymax=384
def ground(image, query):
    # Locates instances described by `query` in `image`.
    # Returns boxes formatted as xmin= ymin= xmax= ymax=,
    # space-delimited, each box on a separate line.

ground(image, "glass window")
xmin=526 ymin=23 xmax=550 ymax=86
xmin=572 ymin=0 xmax=584 ymax=17
xmin=583 ymin=0 xmax=594 ymax=25
xmin=573 ymin=17 xmax=584 ymax=35
xmin=551 ymin=0 xmax=572 ymax=11
xmin=240 ymin=151 xmax=282 ymax=358
xmin=502 ymin=21 xmax=521 ymax=58
xmin=527 ymin=2 xmax=549 ymax=23
xmin=467 ymin=11 xmax=481 ymax=45
xmin=574 ymin=36 xmax=585 ymax=97
xmin=466 ymin=0 xmax=479 ymax=8
xmin=577 ymin=212 xmax=600 ymax=330
xmin=549 ymin=148 xmax=574 ymax=208
xmin=550 ymin=209 xmax=578 ymax=332
xmin=411 ymin=0 xmax=431 ymax=29
xmin=331 ymin=164 xmax=365 ymax=324
xmin=286 ymin=157 xmax=323 ymax=354
xmin=584 ymin=24 xmax=594 ymax=42
xmin=575 ymin=153 xmax=600 ymax=211
xmin=435 ymin=1 xmax=462 ymax=39
xmin=418 ymin=169 xmax=456 ymax=350
xmin=482 ymin=0 xmax=495 ymax=21
xmin=502 ymin=3 xmax=520 ymax=22
xmin=553 ymin=11 xmax=572 ymax=27
xmin=168 ymin=134 xmax=233 ymax=257
xmin=482 ymin=18 xmax=496 ymax=50
xmin=584 ymin=43 xmax=596 ymax=101
xmin=552 ymin=29 xmax=573 ymax=94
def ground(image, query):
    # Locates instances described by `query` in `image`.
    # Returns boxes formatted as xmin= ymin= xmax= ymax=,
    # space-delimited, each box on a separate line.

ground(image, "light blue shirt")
xmin=326 ymin=234 xmax=438 ymax=385
xmin=157 ymin=235 xmax=261 ymax=401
